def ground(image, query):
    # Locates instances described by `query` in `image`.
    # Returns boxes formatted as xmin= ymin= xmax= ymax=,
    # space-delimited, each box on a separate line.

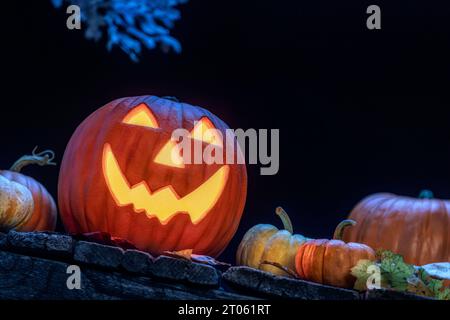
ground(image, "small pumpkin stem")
xmin=275 ymin=207 xmax=293 ymax=234
xmin=333 ymin=219 xmax=356 ymax=240
xmin=10 ymin=147 xmax=57 ymax=173
xmin=418 ymin=190 xmax=434 ymax=199
xmin=162 ymin=96 xmax=180 ymax=102
xmin=260 ymin=261 xmax=299 ymax=278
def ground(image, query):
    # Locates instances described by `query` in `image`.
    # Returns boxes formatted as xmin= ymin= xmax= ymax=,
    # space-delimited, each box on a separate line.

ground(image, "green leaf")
xmin=435 ymin=288 xmax=450 ymax=300
xmin=379 ymin=250 xmax=414 ymax=292
xmin=418 ymin=267 xmax=450 ymax=300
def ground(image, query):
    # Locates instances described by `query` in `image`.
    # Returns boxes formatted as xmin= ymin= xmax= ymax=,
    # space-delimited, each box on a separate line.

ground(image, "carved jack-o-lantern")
xmin=58 ymin=96 xmax=247 ymax=257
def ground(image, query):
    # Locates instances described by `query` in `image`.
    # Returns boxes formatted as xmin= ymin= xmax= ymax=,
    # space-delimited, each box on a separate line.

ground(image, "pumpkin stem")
xmin=161 ymin=96 xmax=180 ymax=102
xmin=418 ymin=190 xmax=434 ymax=199
xmin=275 ymin=207 xmax=294 ymax=234
xmin=10 ymin=146 xmax=57 ymax=173
xmin=333 ymin=219 xmax=356 ymax=241
xmin=260 ymin=260 xmax=299 ymax=278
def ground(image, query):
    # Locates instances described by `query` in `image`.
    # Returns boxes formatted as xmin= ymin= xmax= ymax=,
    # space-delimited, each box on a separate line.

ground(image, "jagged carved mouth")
xmin=102 ymin=144 xmax=229 ymax=224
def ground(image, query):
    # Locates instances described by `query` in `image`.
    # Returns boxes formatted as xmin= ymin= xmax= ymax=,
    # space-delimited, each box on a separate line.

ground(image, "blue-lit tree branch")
xmin=51 ymin=0 xmax=188 ymax=62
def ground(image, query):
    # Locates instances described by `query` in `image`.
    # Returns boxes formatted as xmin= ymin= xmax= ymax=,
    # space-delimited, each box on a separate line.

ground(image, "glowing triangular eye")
xmin=154 ymin=140 xmax=185 ymax=168
xmin=191 ymin=117 xmax=223 ymax=147
xmin=122 ymin=104 xmax=159 ymax=128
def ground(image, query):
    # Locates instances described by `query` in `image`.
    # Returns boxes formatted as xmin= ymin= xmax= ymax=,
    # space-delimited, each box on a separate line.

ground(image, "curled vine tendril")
xmin=10 ymin=146 xmax=57 ymax=173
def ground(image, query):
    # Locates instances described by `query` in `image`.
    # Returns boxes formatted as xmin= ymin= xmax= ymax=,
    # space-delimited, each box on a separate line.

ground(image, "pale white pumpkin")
xmin=0 ymin=175 xmax=34 ymax=231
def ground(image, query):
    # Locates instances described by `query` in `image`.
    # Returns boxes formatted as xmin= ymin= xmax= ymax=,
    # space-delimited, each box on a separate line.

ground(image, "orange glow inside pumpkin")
xmin=154 ymin=140 xmax=185 ymax=168
xmin=154 ymin=117 xmax=223 ymax=168
xmin=191 ymin=117 xmax=223 ymax=147
xmin=122 ymin=103 xmax=159 ymax=128
xmin=101 ymin=105 xmax=231 ymax=225
xmin=102 ymin=144 xmax=229 ymax=224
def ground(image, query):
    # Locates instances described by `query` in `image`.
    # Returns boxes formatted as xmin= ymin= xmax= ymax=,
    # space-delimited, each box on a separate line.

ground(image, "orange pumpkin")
xmin=0 ymin=148 xmax=57 ymax=231
xmin=343 ymin=191 xmax=450 ymax=265
xmin=295 ymin=220 xmax=376 ymax=288
xmin=58 ymin=96 xmax=247 ymax=257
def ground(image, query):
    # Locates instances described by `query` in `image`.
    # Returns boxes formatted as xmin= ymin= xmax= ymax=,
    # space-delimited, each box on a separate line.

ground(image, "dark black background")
xmin=1 ymin=1 xmax=450 ymax=263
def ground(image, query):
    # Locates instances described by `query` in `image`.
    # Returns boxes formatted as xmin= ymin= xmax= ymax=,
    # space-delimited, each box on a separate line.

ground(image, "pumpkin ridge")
xmin=301 ymin=242 xmax=313 ymax=280
xmin=96 ymin=107 xmax=118 ymax=233
xmin=413 ymin=196 xmax=432 ymax=264
xmin=375 ymin=196 xmax=401 ymax=252
xmin=77 ymin=107 xmax=104 ymax=232
xmin=422 ymin=197 xmax=447 ymax=264
xmin=442 ymin=202 xmax=450 ymax=262
xmin=388 ymin=198 xmax=413 ymax=261
xmin=320 ymin=241 xmax=328 ymax=284
xmin=295 ymin=243 xmax=305 ymax=278
xmin=355 ymin=194 xmax=390 ymax=243
xmin=323 ymin=239 xmax=341 ymax=285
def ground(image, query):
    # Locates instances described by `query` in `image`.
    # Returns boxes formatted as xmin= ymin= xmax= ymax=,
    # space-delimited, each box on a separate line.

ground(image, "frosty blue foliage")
xmin=51 ymin=0 xmax=187 ymax=62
